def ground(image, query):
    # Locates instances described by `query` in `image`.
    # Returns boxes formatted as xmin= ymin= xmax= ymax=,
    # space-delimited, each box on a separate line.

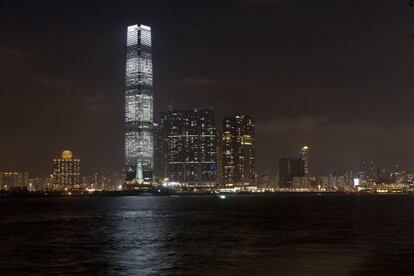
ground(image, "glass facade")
xmin=125 ymin=24 xmax=154 ymax=183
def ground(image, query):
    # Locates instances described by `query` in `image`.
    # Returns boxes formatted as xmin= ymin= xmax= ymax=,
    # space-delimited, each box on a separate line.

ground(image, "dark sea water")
xmin=1 ymin=194 xmax=414 ymax=275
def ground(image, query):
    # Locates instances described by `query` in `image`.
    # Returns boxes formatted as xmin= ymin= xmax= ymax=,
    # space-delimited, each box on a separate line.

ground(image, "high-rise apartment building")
xmin=125 ymin=24 xmax=154 ymax=184
xmin=153 ymin=126 xmax=168 ymax=181
xmin=222 ymin=115 xmax=255 ymax=186
xmin=52 ymin=150 xmax=81 ymax=189
xmin=158 ymin=108 xmax=217 ymax=185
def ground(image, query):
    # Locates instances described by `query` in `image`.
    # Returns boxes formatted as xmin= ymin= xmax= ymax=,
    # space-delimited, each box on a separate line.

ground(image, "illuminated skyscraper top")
xmin=125 ymin=24 xmax=154 ymax=184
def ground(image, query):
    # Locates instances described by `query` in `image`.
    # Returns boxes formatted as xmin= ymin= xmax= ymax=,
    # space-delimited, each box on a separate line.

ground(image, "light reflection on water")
xmin=1 ymin=194 xmax=414 ymax=275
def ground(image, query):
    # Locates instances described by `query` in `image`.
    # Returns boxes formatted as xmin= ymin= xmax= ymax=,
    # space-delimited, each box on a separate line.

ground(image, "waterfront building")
xmin=292 ymin=176 xmax=317 ymax=189
xmin=407 ymin=173 xmax=413 ymax=184
xmin=256 ymin=174 xmax=274 ymax=189
xmin=215 ymin=131 xmax=223 ymax=187
xmin=359 ymin=161 xmax=380 ymax=181
xmin=28 ymin=177 xmax=43 ymax=191
xmin=153 ymin=125 xmax=168 ymax=182
xmin=0 ymin=172 xmax=29 ymax=190
xmin=279 ymin=158 xmax=305 ymax=188
xmin=319 ymin=175 xmax=348 ymax=191
xmin=52 ymin=150 xmax=80 ymax=189
xmin=394 ymin=170 xmax=413 ymax=185
xmin=83 ymin=172 xmax=124 ymax=191
xmin=222 ymin=115 xmax=255 ymax=186
xmin=299 ymin=145 xmax=309 ymax=176
xmin=158 ymin=108 xmax=217 ymax=186
xmin=333 ymin=170 xmax=358 ymax=186
xmin=125 ymin=24 xmax=154 ymax=184
xmin=292 ymin=175 xmax=350 ymax=191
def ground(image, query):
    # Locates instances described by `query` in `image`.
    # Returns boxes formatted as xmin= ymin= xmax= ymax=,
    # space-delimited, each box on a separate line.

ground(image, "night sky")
xmin=1 ymin=0 xmax=413 ymax=177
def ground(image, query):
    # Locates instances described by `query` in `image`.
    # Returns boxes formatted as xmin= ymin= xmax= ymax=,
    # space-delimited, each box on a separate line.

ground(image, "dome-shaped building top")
xmin=61 ymin=150 xmax=73 ymax=159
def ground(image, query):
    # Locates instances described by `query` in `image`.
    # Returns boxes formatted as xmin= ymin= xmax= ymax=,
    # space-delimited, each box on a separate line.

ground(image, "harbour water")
xmin=1 ymin=194 xmax=414 ymax=275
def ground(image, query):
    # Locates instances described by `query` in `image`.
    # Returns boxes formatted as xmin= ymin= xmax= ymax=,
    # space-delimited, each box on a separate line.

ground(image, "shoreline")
xmin=1 ymin=190 xmax=413 ymax=198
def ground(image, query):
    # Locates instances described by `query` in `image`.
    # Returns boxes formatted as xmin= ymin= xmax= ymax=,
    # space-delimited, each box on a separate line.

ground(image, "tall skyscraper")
xmin=125 ymin=24 xmax=154 ymax=184
xmin=279 ymin=158 xmax=305 ymax=188
xmin=222 ymin=115 xmax=255 ymax=186
xmin=52 ymin=150 xmax=81 ymax=189
xmin=300 ymin=145 xmax=309 ymax=176
xmin=158 ymin=108 xmax=218 ymax=185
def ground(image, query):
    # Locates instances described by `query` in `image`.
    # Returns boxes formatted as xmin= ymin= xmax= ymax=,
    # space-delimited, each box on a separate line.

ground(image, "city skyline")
xmin=1 ymin=0 xmax=414 ymax=176
xmin=2 ymin=3 xmax=414 ymax=275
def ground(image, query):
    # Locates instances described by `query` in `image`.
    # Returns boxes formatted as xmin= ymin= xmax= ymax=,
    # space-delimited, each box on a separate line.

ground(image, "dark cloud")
xmin=82 ymin=94 xmax=113 ymax=112
xmin=180 ymin=77 xmax=217 ymax=86
xmin=32 ymin=73 xmax=74 ymax=90
xmin=0 ymin=46 xmax=25 ymax=59
xmin=238 ymin=0 xmax=297 ymax=8
xmin=257 ymin=115 xmax=328 ymax=134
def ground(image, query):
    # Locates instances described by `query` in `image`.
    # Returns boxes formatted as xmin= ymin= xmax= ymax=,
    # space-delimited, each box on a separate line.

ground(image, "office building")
xmin=279 ymin=158 xmax=305 ymax=188
xmin=125 ymin=24 xmax=154 ymax=184
xmin=222 ymin=115 xmax=255 ymax=186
